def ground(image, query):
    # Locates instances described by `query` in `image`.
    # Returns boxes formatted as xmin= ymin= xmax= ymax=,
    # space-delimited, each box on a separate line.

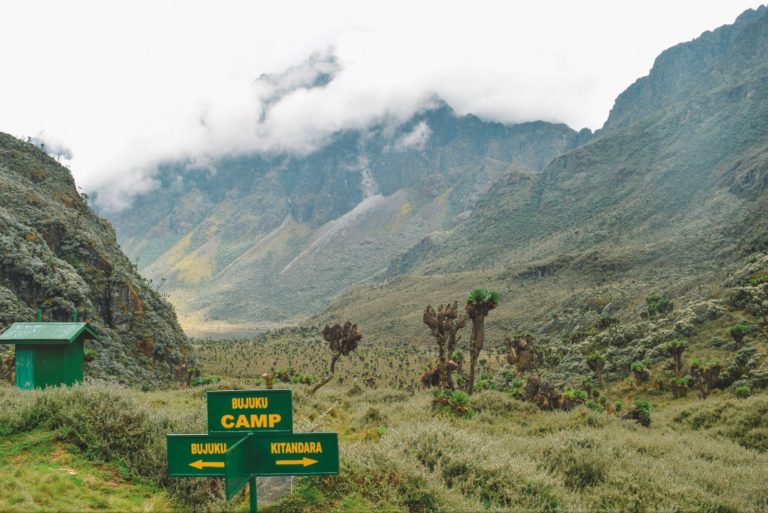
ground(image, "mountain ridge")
xmin=108 ymin=105 xmax=587 ymax=336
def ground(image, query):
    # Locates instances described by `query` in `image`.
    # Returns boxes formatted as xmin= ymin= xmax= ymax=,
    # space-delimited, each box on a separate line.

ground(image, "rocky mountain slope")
xmin=0 ymin=133 xmax=192 ymax=384
xmin=107 ymin=6 xmax=768 ymax=348
xmin=390 ymin=5 xmax=768 ymax=277
xmin=109 ymin=105 xmax=588 ymax=336
xmin=316 ymin=5 xmax=768 ymax=346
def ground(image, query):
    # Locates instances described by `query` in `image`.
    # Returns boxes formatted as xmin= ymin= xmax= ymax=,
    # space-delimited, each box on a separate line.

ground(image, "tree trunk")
xmin=446 ymin=331 xmax=460 ymax=389
xmin=437 ymin=337 xmax=447 ymax=389
xmin=467 ymin=315 xmax=485 ymax=395
xmin=311 ymin=351 xmax=342 ymax=394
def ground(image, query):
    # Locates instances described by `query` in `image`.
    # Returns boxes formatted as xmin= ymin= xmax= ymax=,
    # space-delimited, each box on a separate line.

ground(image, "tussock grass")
xmin=0 ymin=383 xmax=223 ymax=512
xmin=1 ymin=379 xmax=767 ymax=512
xmin=268 ymin=385 xmax=768 ymax=512
xmin=0 ymin=430 xmax=174 ymax=512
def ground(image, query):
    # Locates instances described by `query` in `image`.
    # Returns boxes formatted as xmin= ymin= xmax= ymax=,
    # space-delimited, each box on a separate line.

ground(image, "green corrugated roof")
xmin=0 ymin=322 xmax=99 ymax=344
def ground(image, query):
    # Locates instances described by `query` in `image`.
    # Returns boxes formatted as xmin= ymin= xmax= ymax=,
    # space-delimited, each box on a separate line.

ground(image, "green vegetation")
xmin=465 ymin=288 xmax=500 ymax=395
xmin=431 ymin=389 xmax=475 ymax=418
xmin=83 ymin=347 xmax=97 ymax=363
xmin=595 ymin=315 xmax=618 ymax=330
xmin=690 ymin=358 xmax=722 ymax=399
xmin=665 ymin=339 xmax=688 ymax=377
xmin=0 ymin=430 xmax=173 ymax=512
xmin=562 ymin=388 xmax=588 ymax=403
xmin=5 ymin=8 xmax=768 ymax=512
xmin=730 ymin=322 xmax=750 ymax=344
xmin=631 ymin=361 xmax=650 ymax=384
xmin=645 ymin=293 xmax=674 ymax=319
xmin=2 ymin=344 xmax=768 ymax=513
xmin=625 ymin=400 xmax=653 ymax=427
xmin=585 ymin=352 xmax=606 ymax=385
xmin=0 ymin=384 xmax=221 ymax=512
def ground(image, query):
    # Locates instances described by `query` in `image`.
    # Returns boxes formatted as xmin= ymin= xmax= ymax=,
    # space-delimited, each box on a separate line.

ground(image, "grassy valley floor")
xmin=0 ymin=430 xmax=173 ymax=512
xmin=0 ymin=377 xmax=766 ymax=513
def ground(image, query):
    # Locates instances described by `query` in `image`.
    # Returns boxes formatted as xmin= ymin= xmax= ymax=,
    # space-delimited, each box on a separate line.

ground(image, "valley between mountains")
xmin=1 ymin=5 xmax=768 ymax=513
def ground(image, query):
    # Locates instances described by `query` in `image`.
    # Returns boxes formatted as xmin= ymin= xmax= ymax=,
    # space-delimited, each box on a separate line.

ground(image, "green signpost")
xmin=224 ymin=434 xmax=254 ymax=500
xmin=167 ymin=389 xmax=339 ymax=512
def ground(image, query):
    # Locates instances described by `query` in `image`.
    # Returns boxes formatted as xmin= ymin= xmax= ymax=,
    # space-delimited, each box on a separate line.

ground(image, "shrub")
xmin=586 ymin=400 xmax=603 ymax=412
xmin=432 ymin=389 xmax=476 ymax=418
xmin=670 ymin=376 xmax=691 ymax=399
xmin=563 ymin=388 xmax=588 ymax=402
xmin=474 ymin=372 xmax=496 ymax=392
xmin=545 ymin=442 xmax=606 ymax=490
xmin=508 ymin=378 xmax=525 ymax=399
xmin=730 ymin=322 xmax=750 ymax=344
xmin=0 ymin=384 xmax=221 ymax=509
xmin=581 ymin=377 xmax=600 ymax=399
xmin=735 ymin=385 xmax=752 ymax=398
xmin=398 ymin=477 xmax=440 ymax=513
xmin=190 ymin=376 xmax=220 ymax=387
xmin=83 ymin=348 xmax=97 ymax=363
xmin=631 ymin=361 xmax=650 ymax=383
xmin=690 ymin=359 xmax=723 ymax=399
xmin=646 ymin=293 xmax=674 ymax=318
xmin=595 ymin=315 xmax=619 ymax=330
xmin=623 ymin=400 xmax=652 ymax=427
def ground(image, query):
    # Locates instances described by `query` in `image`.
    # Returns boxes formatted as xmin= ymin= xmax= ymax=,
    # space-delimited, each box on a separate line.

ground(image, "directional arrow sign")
xmin=250 ymin=432 xmax=339 ymax=476
xmin=276 ymin=457 xmax=318 ymax=467
xmin=207 ymin=389 xmax=293 ymax=435
xmin=189 ymin=460 xmax=225 ymax=470
xmin=167 ymin=434 xmax=247 ymax=477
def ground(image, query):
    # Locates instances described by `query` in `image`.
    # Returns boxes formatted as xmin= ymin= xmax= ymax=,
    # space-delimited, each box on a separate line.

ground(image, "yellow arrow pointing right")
xmin=189 ymin=459 xmax=225 ymax=470
xmin=276 ymin=457 xmax=318 ymax=467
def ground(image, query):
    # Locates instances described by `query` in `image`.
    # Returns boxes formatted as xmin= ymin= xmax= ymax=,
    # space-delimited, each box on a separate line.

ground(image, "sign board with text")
xmin=167 ymin=434 xmax=244 ymax=477
xmin=207 ymin=389 xmax=293 ymax=434
xmin=250 ymin=432 xmax=339 ymax=476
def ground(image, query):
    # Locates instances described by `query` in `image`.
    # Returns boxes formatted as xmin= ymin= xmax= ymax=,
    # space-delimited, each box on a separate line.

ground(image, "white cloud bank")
xmin=0 ymin=0 xmax=762 ymax=211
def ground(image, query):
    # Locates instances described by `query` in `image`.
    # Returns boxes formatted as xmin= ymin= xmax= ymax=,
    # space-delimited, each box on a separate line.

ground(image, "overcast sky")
xmin=1 ymin=0 xmax=763 ymax=211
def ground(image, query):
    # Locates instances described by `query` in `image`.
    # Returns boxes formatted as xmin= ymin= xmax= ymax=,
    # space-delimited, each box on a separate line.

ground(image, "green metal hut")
xmin=0 ymin=322 xmax=98 ymax=390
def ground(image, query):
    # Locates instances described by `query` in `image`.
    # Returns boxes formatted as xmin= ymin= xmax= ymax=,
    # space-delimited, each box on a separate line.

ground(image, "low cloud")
xmin=1 ymin=1 xmax=759 ymax=213
xmin=29 ymin=132 xmax=73 ymax=160
xmin=393 ymin=121 xmax=431 ymax=152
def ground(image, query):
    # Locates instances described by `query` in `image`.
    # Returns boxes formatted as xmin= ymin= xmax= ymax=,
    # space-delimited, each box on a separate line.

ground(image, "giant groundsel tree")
xmin=465 ymin=288 xmax=500 ymax=395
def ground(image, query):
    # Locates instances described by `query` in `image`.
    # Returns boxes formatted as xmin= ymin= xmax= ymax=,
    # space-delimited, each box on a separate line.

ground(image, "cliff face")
xmin=389 ymin=6 xmax=768 ymax=277
xmin=0 ymin=133 xmax=193 ymax=385
xmin=604 ymin=6 xmax=768 ymax=130
xmin=314 ymin=6 xmax=768 ymax=347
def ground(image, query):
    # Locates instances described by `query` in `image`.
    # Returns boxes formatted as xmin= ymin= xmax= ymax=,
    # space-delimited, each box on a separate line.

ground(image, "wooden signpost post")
xmin=167 ymin=389 xmax=338 ymax=512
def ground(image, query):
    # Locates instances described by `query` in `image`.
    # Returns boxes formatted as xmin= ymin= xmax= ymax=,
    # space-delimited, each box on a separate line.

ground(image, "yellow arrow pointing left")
xmin=276 ymin=457 xmax=318 ymax=467
xmin=189 ymin=459 xmax=225 ymax=470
